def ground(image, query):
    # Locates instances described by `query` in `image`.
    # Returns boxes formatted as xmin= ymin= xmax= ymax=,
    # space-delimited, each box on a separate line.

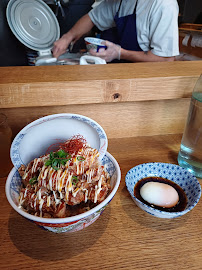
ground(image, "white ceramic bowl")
xmin=125 ymin=162 xmax=201 ymax=218
xmin=10 ymin=113 xmax=108 ymax=169
xmin=84 ymin=37 xmax=107 ymax=52
xmin=6 ymin=151 xmax=121 ymax=233
xmin=6 ymin=113 xmax=118 ymax=232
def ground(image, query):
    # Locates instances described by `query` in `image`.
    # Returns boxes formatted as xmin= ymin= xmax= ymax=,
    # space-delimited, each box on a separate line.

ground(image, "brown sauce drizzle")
xmin=134 ymin=177 xmax=187 ymax=212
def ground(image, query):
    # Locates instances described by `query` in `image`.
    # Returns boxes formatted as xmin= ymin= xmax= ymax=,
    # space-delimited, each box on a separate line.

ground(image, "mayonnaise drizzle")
xmin=72 ymin=187 xmax=80 ymax=197
xmin=34 ymin=198 xmax=37 ymax=209
xmin=39 ymin=199 xmax=44 ymax=212
xmin=48 ymin=167 xmax=55 ymax=190
xmin=37 ymin=189 xmax=41 ymax=200
xmin=32 ymin=158 xmax=40 ymax=174
xmin=47 ymin=196 xmax=51 ymax=207
xmin=53 ymin=191 xmax=60 ymax=205
xmin=94 ymin=176 xmax=103 ymax=203
xmin=87 ymin=169 xmax=94 ymax=183
xmin=19 ymin=192 xmax=25 ymax=206
xmin=65 ymin=187 xmax=69 ymax=202
xmin=24 ymin=188 xmax=28 ymax=198
xmin=19 ymin=144 xmax=109 ymax=217
xmin=83 ymin=188 xmax=88 ymax=203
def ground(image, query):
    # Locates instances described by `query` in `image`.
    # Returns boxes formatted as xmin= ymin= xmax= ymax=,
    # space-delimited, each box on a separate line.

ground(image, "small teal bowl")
xmin=125 ymin=162 xmax=201 ymax=218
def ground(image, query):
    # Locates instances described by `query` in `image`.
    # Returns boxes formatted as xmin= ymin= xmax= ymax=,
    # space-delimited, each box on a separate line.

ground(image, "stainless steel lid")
xmin=6 ymin=0 xmax=60 ymax=52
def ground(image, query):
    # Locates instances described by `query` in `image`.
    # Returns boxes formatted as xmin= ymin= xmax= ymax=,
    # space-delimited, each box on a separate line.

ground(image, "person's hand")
xmin=52 ymin=34 xmax=72 ymax=58
xmin=89 ymin=40 xmax=121 ymax=62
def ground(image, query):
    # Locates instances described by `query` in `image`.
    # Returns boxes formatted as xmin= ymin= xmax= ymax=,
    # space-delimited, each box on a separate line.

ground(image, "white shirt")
xmin=92 ymin=0 xmax=104 ymax=8
xmin=89 ymin=0 xmax=179 ymax=57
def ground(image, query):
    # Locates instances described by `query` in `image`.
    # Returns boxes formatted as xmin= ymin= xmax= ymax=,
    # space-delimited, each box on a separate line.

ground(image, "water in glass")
xmin=178 ymin=76 xmax=202 ymax=178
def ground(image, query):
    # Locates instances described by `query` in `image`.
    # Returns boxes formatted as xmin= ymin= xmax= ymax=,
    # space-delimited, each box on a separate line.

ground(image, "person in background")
xmin=92 ymin=0 xmax=104 ymax=8
xmin=52 ymin=0 xmax=179 ymax=63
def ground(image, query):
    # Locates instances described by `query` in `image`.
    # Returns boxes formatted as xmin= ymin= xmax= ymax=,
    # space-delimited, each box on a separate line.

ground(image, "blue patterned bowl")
xmin=84 ymin=37 xmax=107 ymax=52
xmin=125 ymin=162 xmax=201 ymax=218
xmin=6 ymin=152 xmax=121 ymax=233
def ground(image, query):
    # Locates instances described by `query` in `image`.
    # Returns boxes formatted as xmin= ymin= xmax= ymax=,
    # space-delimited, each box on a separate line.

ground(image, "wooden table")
xmin=1 ymin=60 xmax=202 ymax=269
xmin=1 ymin=134 xmax=202 ymax=270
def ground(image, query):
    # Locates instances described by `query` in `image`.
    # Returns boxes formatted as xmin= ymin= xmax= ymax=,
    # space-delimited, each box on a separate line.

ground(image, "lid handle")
xmin=80 ymin=55 xmax=106 ymax=65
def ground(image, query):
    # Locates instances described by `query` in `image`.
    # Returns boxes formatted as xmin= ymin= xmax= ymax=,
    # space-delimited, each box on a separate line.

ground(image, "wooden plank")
xmin=179 ymin=28 xmax=202 ymax=34
xmin=0 ymin=76 xmax=199 ymax=108
xmin=1 ymin=98 xmax=190 ymax=139
xmin=1 ymin=61 xmax=201 ymax=109
xmin=0 ymin=61 xmax=202 ymax=83
xmin=179 ymin=23 xmax=202 ymax=33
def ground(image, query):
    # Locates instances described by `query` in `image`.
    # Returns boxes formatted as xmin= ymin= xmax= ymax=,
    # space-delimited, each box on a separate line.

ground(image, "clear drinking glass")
xmin=178 ymin=74 xmax=202 ymax=178
xmin=0 ymin=113 xmax=12 ymax=177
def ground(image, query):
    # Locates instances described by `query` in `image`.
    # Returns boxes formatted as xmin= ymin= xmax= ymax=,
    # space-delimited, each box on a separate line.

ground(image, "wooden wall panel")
xmin=0 ymin=76 xmax=198 ymax=108
xmin=0 ymin=61 xmax=201 ymax=139
xmin=1 ymin=98 xmax=190 ymax=139
xmin=0 ymin=61 xmax=202 ymax=109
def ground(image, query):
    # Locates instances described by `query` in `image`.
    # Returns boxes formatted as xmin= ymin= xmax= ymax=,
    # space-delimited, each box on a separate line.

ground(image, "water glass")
xmin=178 ymin=75 xmax=202 ymax=178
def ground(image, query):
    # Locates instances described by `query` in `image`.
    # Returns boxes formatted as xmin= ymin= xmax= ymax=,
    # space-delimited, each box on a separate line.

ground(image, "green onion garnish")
xmin=77 ymin=156 xmax=85 ymax=161
xmin=45 ymin=150 xmax=71 ymax=170
xmin=29 ymin=176 xmax=37 ymax=185
xmin=72 ymin=176 xmax=78 ymax=185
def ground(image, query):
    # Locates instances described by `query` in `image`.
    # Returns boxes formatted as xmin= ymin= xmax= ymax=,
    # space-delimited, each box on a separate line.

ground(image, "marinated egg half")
xmin=134 ymin=177 xmax=187 ymax=212
xmin=140 ymin=181 xmax=179 ymax=208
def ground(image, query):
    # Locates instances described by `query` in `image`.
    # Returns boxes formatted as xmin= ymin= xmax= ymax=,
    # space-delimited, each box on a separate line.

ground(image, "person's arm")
xmin=120 ymin=48 xmax=175 ymax=62
xmin=89 ymin=41 xmax=175 ymax=62
xmin=89 ymin=0 xmax=178 ymax=63
xmin=52 ymin=14 xmax=94 ymax=58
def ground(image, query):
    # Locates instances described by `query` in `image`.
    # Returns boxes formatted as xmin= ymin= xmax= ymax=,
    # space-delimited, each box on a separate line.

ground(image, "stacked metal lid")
xmin=6 ymin=0 xmax=60 ymax=52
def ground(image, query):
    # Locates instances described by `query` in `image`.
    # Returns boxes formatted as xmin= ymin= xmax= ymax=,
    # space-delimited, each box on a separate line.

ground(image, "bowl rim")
xmin=10 ymin=113 xmax=108 ymax=169
xmin=125 ymin=162 xmax=201 ymax=216
xmin=6 ymin=151 xmax=121 ymax=224
xmin=84 ymin=37 xmax=106 ymax=46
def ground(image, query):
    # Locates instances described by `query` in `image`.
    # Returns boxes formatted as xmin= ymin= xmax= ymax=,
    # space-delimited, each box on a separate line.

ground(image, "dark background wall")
xmin=0 ymin=0 xmax=94 ymax=67
xmin=0 ymin=0 xmax=28 ymax=66
xmin=0 ymin=0 xmax=201 ymax=67
xmin=178 ymin=0 xmax=202 ymax=24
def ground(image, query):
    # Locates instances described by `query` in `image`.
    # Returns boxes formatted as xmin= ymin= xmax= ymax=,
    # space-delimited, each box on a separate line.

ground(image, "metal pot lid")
xmin=6 ymin=0 xmax=60 ymax=52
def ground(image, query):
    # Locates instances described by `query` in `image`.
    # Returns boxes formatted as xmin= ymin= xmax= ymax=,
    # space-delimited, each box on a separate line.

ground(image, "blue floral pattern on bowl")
xmin=125 ymin=162 xmax=201 ymax=218
xmin=84 ymin=37 xmax=107 ymax=52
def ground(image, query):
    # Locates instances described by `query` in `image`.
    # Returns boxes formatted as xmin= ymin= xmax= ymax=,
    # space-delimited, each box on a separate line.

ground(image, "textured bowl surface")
xmin=10 ymin=113 xmax=108 ymax=169
xmin=125 ymin=162 xmax=201 ymax=218
xmin=84 ymin=37 xmax=107 ymax=52
xmin=6 ymin=152 xmax=121 ymax=233
xmin=84 ymin=37 xmax=106 ymax=46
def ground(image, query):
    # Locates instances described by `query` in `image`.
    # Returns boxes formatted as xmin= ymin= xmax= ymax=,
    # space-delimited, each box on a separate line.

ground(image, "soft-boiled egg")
xmin=140 ymin=181 xmax=179 ymax=208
